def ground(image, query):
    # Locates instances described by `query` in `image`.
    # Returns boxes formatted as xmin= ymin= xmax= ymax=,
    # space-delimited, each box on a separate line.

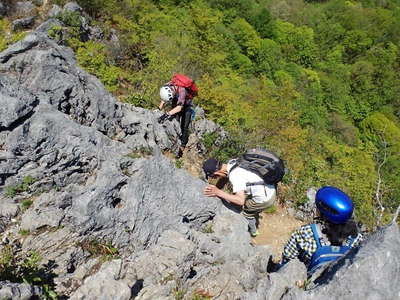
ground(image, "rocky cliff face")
xmin=0 ymin=2 xmax=399 ymax=300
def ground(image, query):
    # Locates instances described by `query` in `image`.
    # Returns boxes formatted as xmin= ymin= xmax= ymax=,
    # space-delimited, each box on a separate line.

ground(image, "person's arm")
xmin=166 ymin=86 xmax=187 ymax=116
xmin=168 ymin=105 xmax=182 ymax=115
xmin=203 ymin=185 xmax=246 ymax=206
xmin=282 ymin=229 xmax=301 ymax=263
xmin=176 ymin=86 xmax=187 ymax=105
xmin=159 ymin=100 xmax=165 ymax=110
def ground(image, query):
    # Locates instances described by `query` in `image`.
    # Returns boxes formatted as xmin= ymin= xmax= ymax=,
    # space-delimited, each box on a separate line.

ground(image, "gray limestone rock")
xmin=63 ymin=2 xmax=82 ymax=13
xmin=11 ymin=16 xmax=36 ymax=31
xmin=36 ymin=18 xmax=63 ymax=33
xmin=186 ymin=118 xmax=227 ymax=155
xmin=0 ymin=198 xmax=20 ymax=219
xmin=208 ymin=211 xmax=255 ymax=262
xmin=70 ymin=259 xmax=131 ymax=300
xmin=287 ymin=187 xmax=317 ymax=222
xmin=47 ymin=5 xmax=62 ymax=18
xmin=12 ymin=1 xmax=36 ymax=17
xmin=0 ymin=32 xmax=182 ymax=151
xmin=0 ymin=29 xmax=229 ymax=297
xmin=88 ymin=25 xmax=104 ymax=40
xmin=54 ymin=257 xmax=101 ymax=295
xmin=0 ymin=75 xmax=38 ymax=130
xmin=123 ymin=230 xmax=196 ymax=291
xmin=84 ymin=155 xmax=220 ymax=250
xmin=22 ymin=227 xmax=83 ymax=273
xmin=20 ymin=192 xmax=65 ymax=231
xmin=0 ymin=3 xmax=6 ymax=16
xmin=242 ymin=259 xmax=306 ymax=300
xmin=193 ymin=105 xmax=205 ymax=119
xmin=0 ymin=33 xmax=41 ymax=64
xmin=0 ymin=281 xmax=43 ymax=300
xmin=267 ymin=259 xmax=307 ymax=299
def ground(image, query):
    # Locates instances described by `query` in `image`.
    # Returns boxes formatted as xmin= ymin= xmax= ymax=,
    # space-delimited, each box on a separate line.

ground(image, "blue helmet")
xmin=315 ymin=186 xmax=354 ymax=224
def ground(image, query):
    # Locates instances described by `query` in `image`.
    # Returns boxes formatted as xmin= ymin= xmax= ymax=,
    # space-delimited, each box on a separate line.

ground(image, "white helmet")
xmin=160 ymin=86 xmax=174 ymax=102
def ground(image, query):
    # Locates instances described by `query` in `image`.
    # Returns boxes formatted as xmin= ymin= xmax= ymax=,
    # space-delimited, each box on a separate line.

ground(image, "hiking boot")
xmin=250 ymin=230 xmax=259 ymax=237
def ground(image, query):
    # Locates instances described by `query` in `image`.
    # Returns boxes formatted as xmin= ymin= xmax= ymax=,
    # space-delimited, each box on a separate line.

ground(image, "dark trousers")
xmin=179 ymin=106 xmax=192 ymax=147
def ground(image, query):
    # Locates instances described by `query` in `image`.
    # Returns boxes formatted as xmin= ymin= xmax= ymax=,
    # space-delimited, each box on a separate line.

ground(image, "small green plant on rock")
xmin=160 ymin=273 xmax=174 ymax=284
xmin=175 ymin=159 xmax=183 ymax=169
xmin=79 ymin=239 xmax=119 ymax=262
xmin=192 ymin=296 xmax=212 ymax=300
xmin=192 ymin=290 xmax=212 ymax=300
xmin=5 ymin=185 xmax=18 ymax=197
xmin=201 ymin=223 xmax=214 ymax=234
xmin=0 ymin=18 xmax=27 ymax=51
xmin=5 ymin=176 xmax=36 ymax=198
xmin=201 ymin=132 xmax=219 ymax=152
xmin=21 ymin=199 xmax=33 ymax=210
xmin=56 ymin=10 xmax=82 ymax=28
xmin=174 ymin=288 xmax=185 ymax=300
xmin=19 ymin=229 xmax=30 ymax=236
xmin=173 ymin=278 xmax=186 ymax=300
xmin=0 ymin=245 xmax=58 ymax=299
xmin=0 ymin=245 xmax=14 ymax=275
xmin=47 ymin=25 xmax=63 ymax=41
xmin=127 ymin=147 xmax=153 ymax=159
xmin=264 ymin=205 xmax=277 ymax=214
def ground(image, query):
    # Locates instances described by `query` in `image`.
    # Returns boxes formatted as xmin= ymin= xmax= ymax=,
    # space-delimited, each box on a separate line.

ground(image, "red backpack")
xmin=170 ymin=74 xmax=198 ymax=99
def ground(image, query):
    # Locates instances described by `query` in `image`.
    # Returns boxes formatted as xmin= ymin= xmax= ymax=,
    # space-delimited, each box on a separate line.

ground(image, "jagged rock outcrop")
xmin=0 ymin=3 xmax=399 ymax=299
xmin=0 ymin=3 xmax=6 ymax=16
xmin=70 ymin=259 xmax=131 ymax=300
xmin=47 ymin=4 xmax=62 ymax=18
xmin=0 ymin=11 xmax=264 ymax=298
xmin=0 ymin=281 xmax=44 ymax=300
xmin=10 ymin=1 xmax=36 ymax=17
xmin=11 ymin=16 xmax=36 ymax=31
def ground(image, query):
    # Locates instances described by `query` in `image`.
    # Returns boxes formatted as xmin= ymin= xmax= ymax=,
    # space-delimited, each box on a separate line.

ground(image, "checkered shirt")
xmin=282 ymin=223 xmax=363 ymax=264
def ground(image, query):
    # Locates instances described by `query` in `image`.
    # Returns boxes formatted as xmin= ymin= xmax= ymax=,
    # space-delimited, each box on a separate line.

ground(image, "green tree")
xmin=343 ymin=30 xmax=372 ymax=63
xmin=248 ymin=8 xmax=274 ymax=38
xmin=360 ymin=112 xmax=400 ymax=213
xmin=273 ymin=20 xmax=317 ymax=67
xmin=255 ymin=39 xmax=282 ymax=77
xmin=229 ymin=18 xmax=261 ymax=58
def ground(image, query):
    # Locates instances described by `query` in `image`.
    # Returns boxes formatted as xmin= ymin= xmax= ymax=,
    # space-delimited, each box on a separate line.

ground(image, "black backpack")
xmin=230 ymin=148 xmax=285 ymax=185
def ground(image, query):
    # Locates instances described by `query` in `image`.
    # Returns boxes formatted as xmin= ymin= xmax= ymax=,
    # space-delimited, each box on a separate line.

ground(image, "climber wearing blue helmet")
xmin=271 ymin=186 xmax=363 ymax=276
xmin=315 ymin=186 xmax=354 ymax=224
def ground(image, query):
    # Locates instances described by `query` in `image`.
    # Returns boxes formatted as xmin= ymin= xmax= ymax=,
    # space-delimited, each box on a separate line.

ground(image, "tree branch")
xmin=374 ymin=130 xmax=388 ymax=225
xmin=391 ymin=205 xmax=400 ymax=224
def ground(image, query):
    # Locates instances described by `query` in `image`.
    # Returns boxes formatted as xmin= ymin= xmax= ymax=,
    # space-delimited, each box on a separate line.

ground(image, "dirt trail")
xmin=253 ymin=205 xmax=305 ymax=261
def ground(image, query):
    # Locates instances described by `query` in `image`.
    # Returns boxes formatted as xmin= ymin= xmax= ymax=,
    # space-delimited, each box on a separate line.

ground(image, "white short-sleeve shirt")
xmin=227 ymin=160 xmax=276 ymax=204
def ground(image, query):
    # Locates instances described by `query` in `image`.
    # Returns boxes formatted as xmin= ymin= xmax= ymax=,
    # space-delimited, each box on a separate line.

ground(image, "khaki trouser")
xmin=242 ymin=197 xmax=275 ymax=219
xmin=243 ymin=197 xmax=275 ymax=234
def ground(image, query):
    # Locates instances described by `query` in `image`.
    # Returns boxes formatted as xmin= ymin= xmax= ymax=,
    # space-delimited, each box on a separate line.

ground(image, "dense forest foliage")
xmin=3 ymin=0 xmax=400 ymax=228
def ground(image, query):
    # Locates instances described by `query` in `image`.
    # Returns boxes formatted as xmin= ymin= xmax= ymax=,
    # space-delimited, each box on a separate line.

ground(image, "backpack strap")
xmin=227 ymin=159 xmax=238 ymax=175
xmin=229 ymin=159 xmax=266 ymax=187
xmin=246 ymin=181 xmax=266 ymax=187
xmin=229 ymin=160 xmax=265 ymax=187
xmin=310 ymin=223 xmax=322 ymax=248
xmin=345 ymin=234 xmax=358 ymax=247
